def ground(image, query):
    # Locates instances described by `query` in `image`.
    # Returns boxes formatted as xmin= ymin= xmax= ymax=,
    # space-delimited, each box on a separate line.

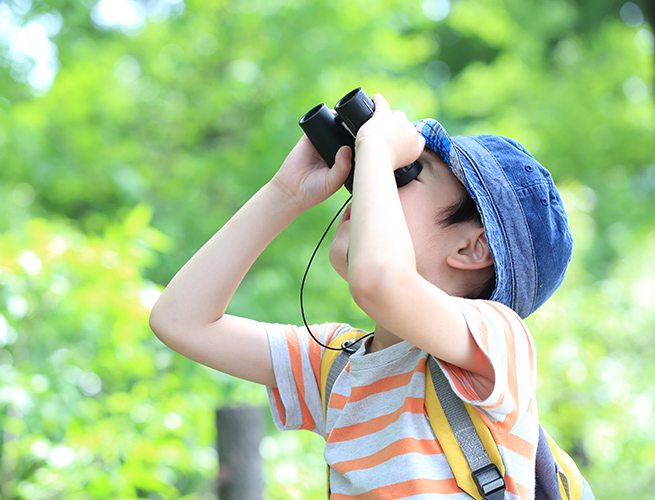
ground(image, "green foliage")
xmin=0 ymin=0 xmax=653 ymax=497
xmin=0 ymin=209 xmax=208 ymax=498
xmin=528 ymin=183 xmax=655 ymax=497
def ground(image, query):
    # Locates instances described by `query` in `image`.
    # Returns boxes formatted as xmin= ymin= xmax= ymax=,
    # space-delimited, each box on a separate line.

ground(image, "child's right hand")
xmin=270 ymin=134 xmax=352 ymax=212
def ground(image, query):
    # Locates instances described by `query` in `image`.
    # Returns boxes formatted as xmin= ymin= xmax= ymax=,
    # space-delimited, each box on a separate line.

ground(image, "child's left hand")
xmin=271 ymin=134 xmax=352 ymax=213
xmin=354 ymin=93 xmax=425 ymax=171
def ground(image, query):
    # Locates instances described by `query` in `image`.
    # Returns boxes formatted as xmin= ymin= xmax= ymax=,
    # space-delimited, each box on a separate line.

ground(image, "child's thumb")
xmin=331 ymin=146 xmax=353 ymax=184
xmin=372 ymin=93 xmax=390 ymax=113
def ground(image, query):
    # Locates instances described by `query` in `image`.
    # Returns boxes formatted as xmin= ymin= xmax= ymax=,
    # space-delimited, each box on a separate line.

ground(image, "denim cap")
xmin=414 ymin=119 xmax=573 ymax=318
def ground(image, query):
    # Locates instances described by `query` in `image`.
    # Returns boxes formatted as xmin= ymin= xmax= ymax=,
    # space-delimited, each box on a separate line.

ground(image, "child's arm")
xmin=344 ymin=95 xmax=494 ymax=382
xmin=149 ymin=136 xmax=352 ymax=387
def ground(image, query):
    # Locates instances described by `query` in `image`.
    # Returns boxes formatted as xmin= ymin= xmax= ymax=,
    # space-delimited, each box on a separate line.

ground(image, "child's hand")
xmin=270 ymin=134 xmax=352 ymax=212
xmin=355 ymin=94 xmax=425 ymax=170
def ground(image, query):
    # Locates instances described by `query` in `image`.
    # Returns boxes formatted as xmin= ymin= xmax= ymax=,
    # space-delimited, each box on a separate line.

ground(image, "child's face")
xmin=329 ymin=148 xmax=471 ymax=294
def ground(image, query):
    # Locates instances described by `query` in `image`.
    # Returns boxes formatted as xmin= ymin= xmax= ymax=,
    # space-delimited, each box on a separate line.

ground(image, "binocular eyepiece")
xmin=299 ymin=88 xmax=422 ymax=193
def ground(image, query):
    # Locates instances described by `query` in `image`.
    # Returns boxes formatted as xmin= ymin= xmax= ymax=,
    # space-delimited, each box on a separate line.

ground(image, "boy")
xmin=150 ymin=94 xmax=573 ymax=498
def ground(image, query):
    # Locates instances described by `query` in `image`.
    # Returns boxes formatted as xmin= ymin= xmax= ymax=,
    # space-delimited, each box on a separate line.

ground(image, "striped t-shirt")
xmin=266 ymin=298 xmax=539 ymax=499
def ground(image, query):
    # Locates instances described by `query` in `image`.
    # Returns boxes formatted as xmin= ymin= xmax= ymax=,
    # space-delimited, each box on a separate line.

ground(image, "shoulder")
xmin=454 ymin=298 xmax=536 ymax=377
xmin=454 ymin=297 xmax=524 ymax=320
xmin=452 ymin=298 xmax=533 ymax=344
xmin=266 ymin=322 xmax=365 ymax=362
xmin=444 ymin=298 xmax=538 ymax=412
xmin=265 ymin=322 xmax=356 ymax=339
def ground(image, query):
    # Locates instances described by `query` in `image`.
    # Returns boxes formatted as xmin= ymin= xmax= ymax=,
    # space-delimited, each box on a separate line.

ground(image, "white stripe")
xmin=326 ymin=413 xmax=440 ymax=463
xmin=265 ymin=324 xmax=304 ymax=431
xmin=330 ymin=453 xmax=455 ymax=493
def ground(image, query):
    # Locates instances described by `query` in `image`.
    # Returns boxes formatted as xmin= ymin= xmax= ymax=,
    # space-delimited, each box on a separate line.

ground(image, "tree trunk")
xmin=215 ymin=405 xmax=264 ymax=500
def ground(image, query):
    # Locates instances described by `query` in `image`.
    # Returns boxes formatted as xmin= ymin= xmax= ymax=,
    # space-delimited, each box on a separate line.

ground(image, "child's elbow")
xmin=148 ymin=308 xmax=163 ymax=339
xmin=348 ymin=260 xmax=408 ymax=313
xmin=148 ymin=301 xmax=176 ymax=347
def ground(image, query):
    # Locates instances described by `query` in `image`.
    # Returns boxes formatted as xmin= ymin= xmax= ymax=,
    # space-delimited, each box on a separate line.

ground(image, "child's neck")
xmin=368 ymin=325 xmax=403 ymax=353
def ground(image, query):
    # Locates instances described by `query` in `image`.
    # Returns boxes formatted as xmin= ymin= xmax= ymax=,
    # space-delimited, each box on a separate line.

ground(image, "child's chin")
xmin=328 ymin=248 xmax=349 ymax=282
xmin=335 ymin=267 xmax=348 ymax=282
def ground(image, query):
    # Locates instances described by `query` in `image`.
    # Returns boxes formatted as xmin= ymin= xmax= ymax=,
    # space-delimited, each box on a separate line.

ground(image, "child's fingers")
xmin=417 ymin=132 xmax=426 ymax=151
xmin=331 ymin=146 xmax=353 ymax=185
xmin=372 ymin=93 xmax=390 ymax=113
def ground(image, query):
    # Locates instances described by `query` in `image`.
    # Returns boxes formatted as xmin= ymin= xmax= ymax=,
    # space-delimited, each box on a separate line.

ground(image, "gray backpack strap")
xmin=323 ymin=339 xmax=360 ymax=498
xmin=323 ymin=339 xmax=359 ymax=416
xmin=429 ymin=356 xmax=506 ymax=500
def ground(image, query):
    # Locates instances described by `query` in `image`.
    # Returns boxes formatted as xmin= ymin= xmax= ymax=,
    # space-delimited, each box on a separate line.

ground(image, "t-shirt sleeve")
xmin=264 ymin=322 xmax=349 ymax=437
xmin=439 ymin=299 xmax=537 ymax=432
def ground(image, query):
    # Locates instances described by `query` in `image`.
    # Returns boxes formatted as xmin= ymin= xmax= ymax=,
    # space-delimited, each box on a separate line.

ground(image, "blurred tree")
xmin=0 ymin=207 xmax=219 ymax=498
xmin=0 ymin=0 xmax=653 ymax=498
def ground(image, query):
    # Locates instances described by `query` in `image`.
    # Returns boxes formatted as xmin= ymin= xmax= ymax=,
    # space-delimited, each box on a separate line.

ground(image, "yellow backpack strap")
xmin=543 ymin=428 xmax=583 ymax=500
xmin=425 ymin=357 xmax=506 ymax=500
xmin=319 ymin=329 xmax=368 ymax=499
xmin=319 ymin=330 xmax=366 ymax=417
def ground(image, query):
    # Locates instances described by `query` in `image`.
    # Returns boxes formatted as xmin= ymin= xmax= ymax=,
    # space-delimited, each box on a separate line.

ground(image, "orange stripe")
xmin=444 ymin=364 xmax=478 ymax=400
xmin=284 ymin=328 xmax=305 ymax=398
xmin=474 ymin=303 xmax=491 ymax=352
xmin=443 ymin=302 xmax=494 ymax=402
xmin=284 ymin=327 xmax=315 ymax=431
xmin=480 ymin=387 xmax=506 ymax=412
xmin=347 ymin=359 xmax=426 ymax=404
xmin=502 ymin=474 xmax=521 ymax=497
xmin=489 ymin=302 xmax=520 ymax=430
xmin=271 ymin=388 xmax=286 ymax=426
xmin=308 ymin=329 xmax=322 ymax=385
xmin=528 ymin=400 xmax=539 ymax=418
xmin=510 ymin=311 xmax=536 ymax=387
xmin=326 ymin=354 xmax=354 ymax=412
xmin=330 ymin=478 xmax=462 ymax=499
xmin=332 ymin=437 xmax=442 ymax=472
xmin=328 ymin=397 xmax=425 ymax=443
xmin=329 ymin=392 xmax=349 ymax=411
xmin=499 ymin=432 xmax=537 ymax=461
xmin=516 ymin=479 xmax=533 ymax=498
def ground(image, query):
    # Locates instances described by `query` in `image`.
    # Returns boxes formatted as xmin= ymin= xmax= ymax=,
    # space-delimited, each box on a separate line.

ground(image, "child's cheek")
xmin=329 ymin=230 xmax=349 ymax=281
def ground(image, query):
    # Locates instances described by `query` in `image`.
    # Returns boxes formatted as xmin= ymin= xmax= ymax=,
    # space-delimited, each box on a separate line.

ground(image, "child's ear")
xmin=446 ymin=227 xmax=494 ymax=270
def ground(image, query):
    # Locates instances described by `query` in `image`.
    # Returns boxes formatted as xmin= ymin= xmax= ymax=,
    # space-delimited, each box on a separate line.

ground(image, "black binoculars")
xmin=299 ymin=88 xmax=422 ymax=193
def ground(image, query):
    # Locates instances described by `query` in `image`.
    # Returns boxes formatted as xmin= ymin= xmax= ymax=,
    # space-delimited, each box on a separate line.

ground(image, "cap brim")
xmin=415 ymin=119 xmax=509 ymax=313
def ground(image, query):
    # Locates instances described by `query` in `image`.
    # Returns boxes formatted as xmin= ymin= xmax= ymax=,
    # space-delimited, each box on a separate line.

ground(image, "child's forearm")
xmin=150 ymin=181 xmax=300 ymax=337
xmin=346 ymin=139 xmax=475 ymax=364
xmin=348 ymin=141 xmax=417 ymax=286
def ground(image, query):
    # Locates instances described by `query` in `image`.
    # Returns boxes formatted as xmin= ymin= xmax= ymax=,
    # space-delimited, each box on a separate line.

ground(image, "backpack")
xmin=319 ymin=330 xmax=594 ymax=500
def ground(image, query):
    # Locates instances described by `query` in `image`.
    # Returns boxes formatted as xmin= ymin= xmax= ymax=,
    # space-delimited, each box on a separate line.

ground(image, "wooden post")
xmin=1 ymin=404 xmax=18 ymax=500
xmin=215 ymin=405 xmax=264 ymax=500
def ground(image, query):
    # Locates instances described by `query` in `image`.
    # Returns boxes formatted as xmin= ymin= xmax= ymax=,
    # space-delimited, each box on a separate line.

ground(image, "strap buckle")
xmin=473 ymin=463 xmax=506 ymax=500
xmin=341 ymin=339 xmax=359 ymax=353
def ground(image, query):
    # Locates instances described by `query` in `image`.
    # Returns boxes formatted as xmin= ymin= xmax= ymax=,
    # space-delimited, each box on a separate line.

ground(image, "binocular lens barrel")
xmin=299 ymin=88 xmax=422 ymax=193
xmin=299 ymin=103 xmax=354 ymax=168
xmin=334 ymin=88 xmax=375 ymax=135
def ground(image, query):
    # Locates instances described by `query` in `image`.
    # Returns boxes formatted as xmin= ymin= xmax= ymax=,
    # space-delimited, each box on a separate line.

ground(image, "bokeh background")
xmin=1 ymin=0 xmax=654 ymax=498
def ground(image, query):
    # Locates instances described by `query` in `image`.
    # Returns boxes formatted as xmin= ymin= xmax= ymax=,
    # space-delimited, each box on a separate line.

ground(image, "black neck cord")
xmin=300 ymin=195 xmax=373 ymax=351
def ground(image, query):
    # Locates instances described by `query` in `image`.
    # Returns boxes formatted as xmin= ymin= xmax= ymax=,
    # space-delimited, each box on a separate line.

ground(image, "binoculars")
xmin=299 ymin=88 xmax=423 ymax=193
